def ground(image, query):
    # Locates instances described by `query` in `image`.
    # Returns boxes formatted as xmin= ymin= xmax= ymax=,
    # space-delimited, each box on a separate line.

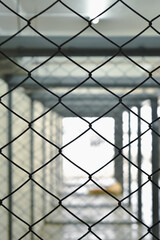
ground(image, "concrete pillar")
xmin=8 ymin=87 xmax=13 ymax=240
xmin=128 ymin=111 xmax=131 ymax=205
xmin=151 ymin=98 xmax=159 ymax=239
xmin=137 ymin=105 xmax=142 ymax=221
xmin=30 ymin=100 xmax=34 ymax=240
xmin=114 ymin=112 xmax=123 ymax=188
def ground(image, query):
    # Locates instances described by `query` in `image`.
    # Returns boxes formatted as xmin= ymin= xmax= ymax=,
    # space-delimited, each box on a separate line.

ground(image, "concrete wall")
xmin=0 ymin=79 xmax=63 ymax=239
xmin=31 ymin=100 xmax=45 ymax=236
xmin=30 ymin=102 xmax=63 ymax=236
xmin=11 ymin=87 xmax=31 ymax=239
xmin=0 ymin=79 xmax=9 ymax=240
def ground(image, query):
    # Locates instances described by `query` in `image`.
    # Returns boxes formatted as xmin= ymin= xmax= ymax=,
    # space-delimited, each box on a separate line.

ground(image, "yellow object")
xmin=89 ymin=182 xmax=122 ymax=195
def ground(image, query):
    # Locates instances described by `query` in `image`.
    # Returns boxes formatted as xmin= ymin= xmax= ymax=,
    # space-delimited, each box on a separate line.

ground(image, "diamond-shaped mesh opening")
xmin=31 ymin=1 xmax=88 ymax=37
xmin=92 ymin=0 xmax=148 ymax=37
xmin=0 ymin=0 xmax=160 ymax=239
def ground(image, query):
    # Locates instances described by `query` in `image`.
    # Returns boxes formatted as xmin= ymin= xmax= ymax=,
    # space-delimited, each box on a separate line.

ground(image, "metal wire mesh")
xmin=0 ymin=0 xmax=160 ymax=239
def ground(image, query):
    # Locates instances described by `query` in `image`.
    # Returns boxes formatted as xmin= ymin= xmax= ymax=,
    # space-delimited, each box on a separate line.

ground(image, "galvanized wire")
xmin=0 ymin=0 xmax=160 ymax=239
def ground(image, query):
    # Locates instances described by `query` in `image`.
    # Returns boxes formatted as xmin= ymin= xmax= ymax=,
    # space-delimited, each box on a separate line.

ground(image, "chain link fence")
xmin=0 ymin=0 xmax=160 ymax=239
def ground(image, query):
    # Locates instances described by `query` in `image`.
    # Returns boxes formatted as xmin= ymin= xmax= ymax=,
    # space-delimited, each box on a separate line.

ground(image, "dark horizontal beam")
xmin=46 ymin=104 xmax=122 ymax=118
xmin=45 ymin=100 xmax=148 ymax=117
xmin=31 ymin=94 xmax=152 ymax=117
xmin=6 ymin=75 xmax=160 ymax=89
xmin=1 ymin=36 xmax=160 ymax=57
xmin=30 ymin=92 xmax=157 ymax=102
xmin=31 ymin=93 xmax=155 ymax=117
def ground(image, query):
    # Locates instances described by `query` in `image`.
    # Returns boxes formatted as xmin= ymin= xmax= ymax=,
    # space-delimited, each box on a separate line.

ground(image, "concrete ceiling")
xmin=0 ymin=0 xmax=160 ymax=117
xmin=1 ymin=0 xmax=160 ymax=36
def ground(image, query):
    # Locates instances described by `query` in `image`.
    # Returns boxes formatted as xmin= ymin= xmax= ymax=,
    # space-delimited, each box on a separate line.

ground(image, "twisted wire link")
xmin=0 ymin=0 xmax=159 ymax=239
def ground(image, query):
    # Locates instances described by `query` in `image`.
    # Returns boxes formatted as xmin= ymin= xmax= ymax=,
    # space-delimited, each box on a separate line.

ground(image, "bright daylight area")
xmin=63 ymin=117 xmax=115 ymax=179
xmin=62 ymin=103 xmax=155 ymax=181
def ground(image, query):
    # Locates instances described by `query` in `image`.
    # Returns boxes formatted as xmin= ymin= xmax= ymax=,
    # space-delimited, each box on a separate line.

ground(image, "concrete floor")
xmin=39 ymin=180 xmax=154 ymax=240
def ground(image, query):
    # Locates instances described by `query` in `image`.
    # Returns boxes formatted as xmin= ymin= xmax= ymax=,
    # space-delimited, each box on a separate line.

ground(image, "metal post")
xmin=55 ymin=114 xmax=63 ymax=197
xmin=55 ymin=114 xmax=60 ymax=196
xmin=137 ymin=105 xmax=142 ymax=221
xmin=114 ymin=112 xmax=123 ymax=188
xmin=30 ymin=100 xmax=34 ymax=240
xmin=55 ymin=114 xmax=59 ymax=196
xmin=59 ymin=116 xmax=63 ymax=187
xmin=128 ymin=111 xmax=131 ymax=206
xmin=52 ymin=113 xmax=58 ymax=202
xmin=8 ymin=89 xmax=13 ymax=240
xmin=50 ymin=111 xmax=54 ymax=198
xmin=42 ymin=110 xmax=46 ymax=216
xmin=151 ymin=98 xmax=159 ymax=240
